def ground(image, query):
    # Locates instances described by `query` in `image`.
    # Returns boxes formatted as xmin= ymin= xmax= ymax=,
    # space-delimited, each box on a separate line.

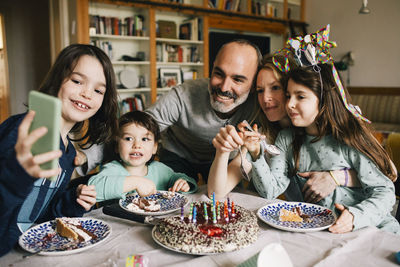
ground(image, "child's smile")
xmin=58 ymin=55 xmax=106 ymax=129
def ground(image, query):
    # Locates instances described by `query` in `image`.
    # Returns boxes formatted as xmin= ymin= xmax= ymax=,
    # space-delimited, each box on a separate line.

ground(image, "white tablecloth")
xmin=2 ymin=185 xmax=400 ymax=267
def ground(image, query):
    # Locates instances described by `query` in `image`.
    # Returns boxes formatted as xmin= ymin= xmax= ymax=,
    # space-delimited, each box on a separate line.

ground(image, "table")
xmin=2 ymin=185 xmax=400 ymax=267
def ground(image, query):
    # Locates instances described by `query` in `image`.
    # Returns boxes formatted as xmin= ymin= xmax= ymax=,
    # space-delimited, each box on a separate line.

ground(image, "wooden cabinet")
xmin=76 ymin=0 xmax=305 ymax=108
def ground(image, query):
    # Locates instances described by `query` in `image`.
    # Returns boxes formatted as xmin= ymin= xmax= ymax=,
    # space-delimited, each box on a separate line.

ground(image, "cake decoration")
xmin=153 ymin=195 xmax=259 ymax=254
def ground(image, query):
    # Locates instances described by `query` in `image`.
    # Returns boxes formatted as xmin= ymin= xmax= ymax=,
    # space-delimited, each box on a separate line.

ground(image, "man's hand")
xmin=15 ymin=111 xmax=62 ymax=179
xmin=212 ymin=125 xmax=243 ymax=153
xmin=300 ymin=171 xmax=338 ymax=203
xmin=328 ymin=203 xmax=354 ymax=234
xmin=169 ymin=178 xmax=190 ymax=192
xmin=76 ymin=184 xmax=97 ymax=211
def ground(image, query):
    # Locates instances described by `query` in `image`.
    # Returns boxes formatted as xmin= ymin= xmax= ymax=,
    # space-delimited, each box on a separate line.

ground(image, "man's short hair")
xmin=217 ymin=39 xmax=262 ymax=65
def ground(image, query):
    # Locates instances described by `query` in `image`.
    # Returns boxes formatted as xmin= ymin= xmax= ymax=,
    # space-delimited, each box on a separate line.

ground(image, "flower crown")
xmin=273 ymin=24 xmax=370 ymax=123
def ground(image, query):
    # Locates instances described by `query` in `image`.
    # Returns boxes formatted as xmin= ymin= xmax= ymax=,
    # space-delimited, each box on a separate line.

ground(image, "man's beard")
xmin=209 ymin=85 xmax=250 ymax=114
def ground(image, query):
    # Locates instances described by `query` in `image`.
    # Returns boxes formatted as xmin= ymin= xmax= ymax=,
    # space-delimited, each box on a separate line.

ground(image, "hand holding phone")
xmin=20 ymin=91 xmax=62 ymax=181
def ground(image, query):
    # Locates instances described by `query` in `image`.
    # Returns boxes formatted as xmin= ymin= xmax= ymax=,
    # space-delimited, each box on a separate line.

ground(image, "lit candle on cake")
xmin=231 ymin=201 xmax=236 ymax=217
xmin=181 ymin=205 xmax=184 ymax=221
xmin=204 ymin=202 xmax=208 ymax=221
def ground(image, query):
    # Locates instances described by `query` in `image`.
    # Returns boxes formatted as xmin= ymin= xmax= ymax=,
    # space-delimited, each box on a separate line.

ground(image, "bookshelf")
xmin=76 ymin=0 xmax=306 ymax=108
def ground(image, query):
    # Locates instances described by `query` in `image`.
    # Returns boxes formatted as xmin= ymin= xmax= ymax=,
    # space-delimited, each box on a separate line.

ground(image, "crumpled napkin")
xmin=237 ymin=243 xmax=293 ymax=267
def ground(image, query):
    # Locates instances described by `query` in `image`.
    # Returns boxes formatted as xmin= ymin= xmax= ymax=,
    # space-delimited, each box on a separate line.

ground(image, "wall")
xmin=306 ymin=0 xmax=400 ymax=87
xmin=0 ymin=0 xmax=51 ymax=115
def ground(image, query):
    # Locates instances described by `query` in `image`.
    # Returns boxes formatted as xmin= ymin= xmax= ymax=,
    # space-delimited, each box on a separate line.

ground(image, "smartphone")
xmin=28 ymin=91 xmax=61 ymax=181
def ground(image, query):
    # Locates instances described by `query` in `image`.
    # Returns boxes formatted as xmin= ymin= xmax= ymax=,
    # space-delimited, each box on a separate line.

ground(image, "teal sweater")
xmin=88 ymin=160 xmax=197 ymax=202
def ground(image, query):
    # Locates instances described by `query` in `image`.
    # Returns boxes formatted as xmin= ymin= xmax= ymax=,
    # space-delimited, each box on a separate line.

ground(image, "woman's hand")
xmin=15 ymin=111 xmax=62 ymax=179
xmin=169 ymin=178 xmax=190 ymax=192
xmin=328 ymin=203 xmax=354 ymax=234
xmin=300 ymin=171 xmax=337 ymax=203
xmin=212 ymin=125 xmax=243 ymax=153
xmin=135 ymin=177 xmax=157 ymax=197
xmin=237 ymin=122 xmax=263 ymax=160
xmin=76 ymin=184 xmax=97 ymax=211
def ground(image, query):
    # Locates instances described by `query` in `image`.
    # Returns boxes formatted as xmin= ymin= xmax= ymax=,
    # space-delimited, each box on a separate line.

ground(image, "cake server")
xmin=103 ymin=203 xmax=161 ymax=225
xmin=242 ymin=120 xmax=280 ymax=156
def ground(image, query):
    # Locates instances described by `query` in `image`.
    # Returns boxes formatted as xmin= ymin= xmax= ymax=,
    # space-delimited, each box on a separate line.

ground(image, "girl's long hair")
xmin=38 ymin=44 xmax=118 ymax=148
xmin=288 ymin=64 xmax=396 ymax=181
xmin=103 ymin=111 xmax=161 ymax=165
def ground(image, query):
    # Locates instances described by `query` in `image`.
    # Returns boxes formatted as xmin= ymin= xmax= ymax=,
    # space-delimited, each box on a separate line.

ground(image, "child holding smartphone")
xmin=88 ymin=110 xmax=197 ymax=202
xmin=0 ymin=44 xmax=119 ymax=256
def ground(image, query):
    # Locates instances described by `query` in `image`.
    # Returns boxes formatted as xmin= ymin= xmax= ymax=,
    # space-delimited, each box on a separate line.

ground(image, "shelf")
xmin=157 ymin=62 xmax=203 ymax=66
xmin=156 ymin=38 xmax=203 ymax=45
xmin=118 ymin=88 xmax=151 ymax=93
xmin=112 ymin=61 xmax=150 ymax=65
xmin=90 ymin=34 xmax=150 ymax=41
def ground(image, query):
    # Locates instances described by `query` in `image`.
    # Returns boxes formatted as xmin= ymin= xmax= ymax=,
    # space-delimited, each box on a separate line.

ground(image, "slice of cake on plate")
xmin=56 ymin=217 xmax=97 ymax=242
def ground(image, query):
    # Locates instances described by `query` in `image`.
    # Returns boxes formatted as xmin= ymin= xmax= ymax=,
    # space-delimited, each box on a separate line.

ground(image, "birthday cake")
xmin=153 ymin=201 xmax=259 ymax=254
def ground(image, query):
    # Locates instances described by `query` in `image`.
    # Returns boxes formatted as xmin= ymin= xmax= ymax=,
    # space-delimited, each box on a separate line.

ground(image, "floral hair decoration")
xmin=273 ymin=24 xmax=370 ymax=123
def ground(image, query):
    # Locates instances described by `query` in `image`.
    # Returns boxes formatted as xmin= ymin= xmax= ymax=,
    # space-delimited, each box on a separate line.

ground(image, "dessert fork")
xmin=242 ymin=120 xmax=280 ymax=156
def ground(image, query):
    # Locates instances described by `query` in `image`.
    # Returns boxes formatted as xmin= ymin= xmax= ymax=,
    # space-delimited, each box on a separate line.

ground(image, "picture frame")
xmin=159 ymin=68 xmax=182 ymax=88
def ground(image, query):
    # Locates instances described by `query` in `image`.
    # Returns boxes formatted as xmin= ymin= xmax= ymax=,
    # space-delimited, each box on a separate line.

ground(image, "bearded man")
xmin=146 ymin=40 xmax=261 ymax=182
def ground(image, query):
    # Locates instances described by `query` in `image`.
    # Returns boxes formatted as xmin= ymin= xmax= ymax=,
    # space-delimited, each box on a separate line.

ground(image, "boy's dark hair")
xmin=103 ymin=110 xmax=161 ymax=165
xmin=38 ymin=44 xmax=118 ymax=148
xmin=287 ymin=64 xmax=396 ymax=181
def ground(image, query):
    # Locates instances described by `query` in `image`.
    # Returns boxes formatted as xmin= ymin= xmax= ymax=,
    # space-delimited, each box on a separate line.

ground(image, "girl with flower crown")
xmin=250 ymin=62 xmax=399 ymax=234
xmin=209 ymin=25 xmax=399 ymax=234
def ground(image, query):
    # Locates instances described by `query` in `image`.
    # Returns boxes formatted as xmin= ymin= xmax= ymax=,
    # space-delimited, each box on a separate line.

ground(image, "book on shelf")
xmin=91 ymin=40 xmax=113 ymax=59
xmin=182 ymin=18 xmax=198 ymax=41
xmin=120 ymin=94 xmax=146 ymax=114
xmin=157 ymin=43 xmax=200 ymax=63
xmin=89 ymin=15 xmax=145 ymax=36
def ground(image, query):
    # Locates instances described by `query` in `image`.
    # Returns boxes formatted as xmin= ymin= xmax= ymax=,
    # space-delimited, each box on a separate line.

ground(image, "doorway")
xmin=0 ymin=13 xmax=9 ymax=123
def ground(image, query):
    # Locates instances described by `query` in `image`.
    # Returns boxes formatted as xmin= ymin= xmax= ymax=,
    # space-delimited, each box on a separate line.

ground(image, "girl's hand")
xmin=237 ymin=122 xmax=262 ymax=160
xmin=300 ymin=171 xmax=337 ymax=203
xmin=15 ymin=111 xmax=62 ymax=179
xmin=212 ymin=125 xmax=243 ymax=153
xmin=76 ymin=184 xmax=97 ymax=211
xmin=169 ymin=179 xmax=190 ymax=192
xmin=328 ymin=203 xmax=354 ymax=234
xmin=136 ymin=178 xmax=157 ymax=197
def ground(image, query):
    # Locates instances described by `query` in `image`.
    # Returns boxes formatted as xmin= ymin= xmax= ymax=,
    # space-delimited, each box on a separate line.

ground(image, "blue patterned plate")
xmin=120 ymin=191 xmax=189 ymax=216
xmin=18 ymin=218 xmax=111 ymax=256
xmin=257 ymin=202 xmax=336 ymax=232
